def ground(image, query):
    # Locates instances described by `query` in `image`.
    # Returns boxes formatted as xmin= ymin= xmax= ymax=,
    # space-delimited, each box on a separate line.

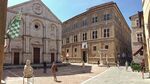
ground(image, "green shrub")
xmin=130 ymin=62 xmax=141 ymax=72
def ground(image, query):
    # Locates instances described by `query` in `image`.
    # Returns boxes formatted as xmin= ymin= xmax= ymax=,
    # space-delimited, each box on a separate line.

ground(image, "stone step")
xmin=3 ymin=63 xmax=70 ymax=69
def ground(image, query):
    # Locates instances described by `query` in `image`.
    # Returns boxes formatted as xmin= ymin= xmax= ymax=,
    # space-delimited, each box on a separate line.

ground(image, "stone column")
xmin=22 ymin=36 xmax=31 ymax=63
xmin=43 ymin=38 xmax=51 ymax=63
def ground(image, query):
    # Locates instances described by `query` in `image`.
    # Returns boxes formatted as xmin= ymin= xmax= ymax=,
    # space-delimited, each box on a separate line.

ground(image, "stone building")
xmin=130 ymin=12 xmax=144 ymax=63
xmin=142 ymin=0 xmax=150 ymax=71
xmin=4 ymin=0 xmax=62 ymax=65
xmin=62 ymin=2 xmax=131 ymax=65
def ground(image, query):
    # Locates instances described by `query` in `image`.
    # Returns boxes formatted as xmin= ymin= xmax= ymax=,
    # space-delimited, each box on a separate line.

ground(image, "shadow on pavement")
xmin=3 ymin=64 xmax=92 ymax=78
xmin=55 ymin=80 xmax=62 ymax=83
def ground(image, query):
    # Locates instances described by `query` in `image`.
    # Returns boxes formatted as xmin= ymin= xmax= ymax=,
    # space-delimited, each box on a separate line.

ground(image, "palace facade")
xmin=62 ymin=2 xmax=131 ymax=65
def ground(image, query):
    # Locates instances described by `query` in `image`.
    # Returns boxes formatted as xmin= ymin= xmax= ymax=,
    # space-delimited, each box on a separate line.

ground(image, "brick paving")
xmin=2 ymin=63 xmax=107 ymax=84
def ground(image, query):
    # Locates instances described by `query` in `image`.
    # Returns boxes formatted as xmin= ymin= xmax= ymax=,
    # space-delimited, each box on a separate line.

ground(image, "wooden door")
xmin=14 ymin=52 xmax=19 ymax=65
xmin=51 ymin=53 xmax=55 ymax=63
xmin=33 ymin=48 xmax=40 ymax=64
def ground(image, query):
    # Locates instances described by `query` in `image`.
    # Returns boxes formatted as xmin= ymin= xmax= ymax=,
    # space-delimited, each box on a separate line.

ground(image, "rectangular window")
xmin=85 ymin=33 xmax=87 ymax=40
xmin=74 ymin=48 xmax=77 ymax=52
xmin=74 ymin=35 xmax=78 ymax=42
xmin=104 ymin=15 xmax=107 ymax=21
xmin=136 ymin=19 xmax=139 ymax=27
xmin=92 ymin=31 xmax=98 ymax=39
xmin=82 ymin=19 xmax=88 ymax=26
xmin=83 ymin=33 xmax=87 ymax=41
xmin=66 ymin=37 xmax=70 ymax=43
xmin=93 ymin=46 xmax=97 ymax=51
xmin=92 ymin=16 xmax=98 ymax=23
xmin=105 ymin=45 xmax=109 ymax=49
xmin=73 ymin=23 xmax=79 ymax=29
xmin=107 ymin=29 xmax=109 ymax=37
xmin=137 ymin=33 xmax=143 ymax=42
xmin=83 ymin=33 xmax=84 ymax=41
xmin=104 ymin=14 xmax=111 ymax=21
xmin=104 ymin=29 xmax=110 ymax=38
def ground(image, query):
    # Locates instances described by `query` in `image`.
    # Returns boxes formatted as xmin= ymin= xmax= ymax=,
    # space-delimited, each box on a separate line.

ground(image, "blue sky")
xmin=8 ymin=0 xmax=142 ymax=27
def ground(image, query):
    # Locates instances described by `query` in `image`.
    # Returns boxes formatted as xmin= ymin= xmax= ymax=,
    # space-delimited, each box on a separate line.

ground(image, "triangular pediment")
xmin=8 ymin=0 xmax=61 ymax=23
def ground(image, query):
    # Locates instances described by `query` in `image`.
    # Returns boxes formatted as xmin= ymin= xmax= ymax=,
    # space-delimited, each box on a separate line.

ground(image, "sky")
xmin=8 ymin=0 xmax=142 ymax=27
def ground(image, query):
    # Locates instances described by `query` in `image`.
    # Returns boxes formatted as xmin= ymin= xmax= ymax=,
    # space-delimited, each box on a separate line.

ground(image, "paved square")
xmin=82 ymin=67 xmax=150 ymax=84
xmin=2 ymin=63 xmax=107 ymax=84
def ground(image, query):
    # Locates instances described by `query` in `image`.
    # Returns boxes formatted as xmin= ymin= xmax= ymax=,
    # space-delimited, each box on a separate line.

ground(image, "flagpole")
xmin=0 ymin=0 xmax=8 ymax=83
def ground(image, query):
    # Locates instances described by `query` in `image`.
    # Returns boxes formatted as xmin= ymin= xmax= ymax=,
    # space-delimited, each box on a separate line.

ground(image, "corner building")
xmin=129 ymin=12 xmax=144 ymax=63
xmin=62 ymin=2 xmax=131 ymax=65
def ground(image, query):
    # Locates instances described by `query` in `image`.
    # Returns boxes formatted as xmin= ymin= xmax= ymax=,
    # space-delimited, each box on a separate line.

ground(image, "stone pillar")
xmin=4 ymin=53 xmax=12 ymax=64
xmin=43 ymin=39 xmax=51 ymax=63
xmin=23 ymin=36 xmax=32 ymax=63
xmin=0 ymin=0 xmax=7 ymax=83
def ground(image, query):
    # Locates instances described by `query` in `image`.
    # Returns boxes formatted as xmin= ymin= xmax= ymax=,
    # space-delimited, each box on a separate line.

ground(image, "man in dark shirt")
xmin=43 ymin=62 xmax=47 ymax=73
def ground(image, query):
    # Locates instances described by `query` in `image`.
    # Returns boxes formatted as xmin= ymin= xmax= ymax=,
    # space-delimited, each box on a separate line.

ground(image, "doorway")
xmin=82 ymin=51 xmax=87 ymax=63
xmin=33 ymin=47 xmax=40 ymax=64
xmin=14 ymin=52 xmax=19 ymax=65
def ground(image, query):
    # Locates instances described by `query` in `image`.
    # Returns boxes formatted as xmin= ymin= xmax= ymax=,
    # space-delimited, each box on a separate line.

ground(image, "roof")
xmin=8 ymin=0 xmax=62 ymax=23
xmin=129 ymin=11 xmax=143 ymax=20
xmin=63 ymin=1 xmax=116 ymax=23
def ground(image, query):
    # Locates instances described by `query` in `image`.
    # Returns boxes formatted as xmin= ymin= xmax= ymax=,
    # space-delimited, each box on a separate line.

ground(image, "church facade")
xmin=5 ymin=0 xmax=62 ymax=65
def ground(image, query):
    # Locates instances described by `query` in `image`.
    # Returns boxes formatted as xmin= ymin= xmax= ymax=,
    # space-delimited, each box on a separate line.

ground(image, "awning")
xmin=133 ymin=46 xmax=143 ymax=56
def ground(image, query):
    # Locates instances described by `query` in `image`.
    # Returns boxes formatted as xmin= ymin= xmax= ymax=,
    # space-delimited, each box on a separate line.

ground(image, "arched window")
xmin=34 ymin=22 xmax=40 ymax=30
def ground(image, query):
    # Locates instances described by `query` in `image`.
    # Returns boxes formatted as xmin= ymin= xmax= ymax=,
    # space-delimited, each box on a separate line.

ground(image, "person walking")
xmin=116 ymin=60 xmax=120 ymax=68
xmin=97 ymin=60 xmax=100 ymax=66
xmin=82 ymin=61 xmax=85 ymax=68
xmin=43 ymin=62 xmax=47 ymax=73
xmin=141 ymin=59 xmax=145 ymax=79
xmin=51 ymin=62 xmax=58 ymax=81
xmin=66 ymin=53 xmax=69 ymax=63
xmin=23 ymin=60 xmax=34 ymax=84
xmin=125 ymin=61 xmax=128 ymax=71
xmin=106 ymin=55 xmax=110 ymax=67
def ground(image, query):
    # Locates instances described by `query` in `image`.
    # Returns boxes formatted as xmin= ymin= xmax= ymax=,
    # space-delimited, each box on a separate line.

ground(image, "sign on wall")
xmin=82 ymin=42 xmax=88 ymax=49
